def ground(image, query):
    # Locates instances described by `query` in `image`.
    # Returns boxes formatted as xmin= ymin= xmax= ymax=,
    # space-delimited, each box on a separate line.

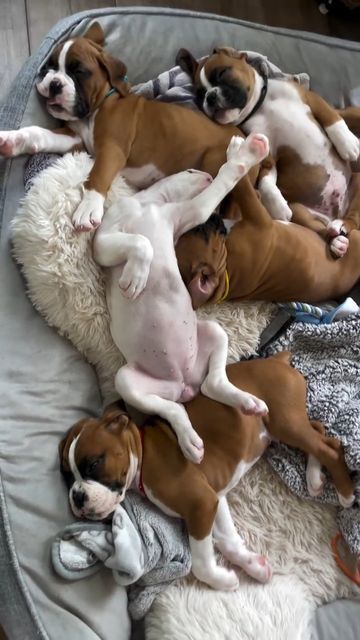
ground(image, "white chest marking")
xmin=71 ymin=111 xmax=97 ymax=155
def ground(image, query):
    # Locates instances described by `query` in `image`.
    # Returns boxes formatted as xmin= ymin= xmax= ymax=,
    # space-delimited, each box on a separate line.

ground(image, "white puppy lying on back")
xmin=94 ymin=134 xmax=269 ymax=462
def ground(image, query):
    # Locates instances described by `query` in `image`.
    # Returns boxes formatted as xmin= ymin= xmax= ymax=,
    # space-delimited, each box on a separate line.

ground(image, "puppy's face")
xmin=36 ymin=22 xmax=129 ymax=121
xmin=176 ymin=47 xmax=255 ymax=125
xmin=176 ymin=213 xmax=228 ymax=308
xmin=59 ymin=404 xmax=139 ymax=520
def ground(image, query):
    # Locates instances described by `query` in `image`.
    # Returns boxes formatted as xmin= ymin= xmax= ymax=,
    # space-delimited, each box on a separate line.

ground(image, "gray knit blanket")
xmin=52 ymin=490 xmax=190 ymax=620
xmin=264 ymin=317 xmax=360 ymax=555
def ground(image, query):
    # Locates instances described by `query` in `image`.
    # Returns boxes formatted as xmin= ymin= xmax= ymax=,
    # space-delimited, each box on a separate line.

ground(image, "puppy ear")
xmin=99 ymin=52 xmax=129 ymax=96
xmin=102 ymin=404 xmax=130 ymax=433
xmin=188 ymin=267 xmax=220 ymax=309
xmin=83 ymin=21 xmax=105 ymax=46
xmin=216 ymin=46 xmax=247 ymax=60
xmin=176 ymin=48 xmax=199 ymax=79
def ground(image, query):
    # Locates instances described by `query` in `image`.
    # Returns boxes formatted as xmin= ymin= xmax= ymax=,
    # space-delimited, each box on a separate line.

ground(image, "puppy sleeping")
xmin=177 ymin=47 xmax=360 ymax=257
xmin=59 ymin=355 xmax=354 ymax=591
xmin=93 ymin=134 xmax=270 ymax=464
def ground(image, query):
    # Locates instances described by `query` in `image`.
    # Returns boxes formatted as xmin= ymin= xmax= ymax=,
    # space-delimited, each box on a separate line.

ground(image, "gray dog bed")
xmin=1 ymin=7 xmax=360 ymax=640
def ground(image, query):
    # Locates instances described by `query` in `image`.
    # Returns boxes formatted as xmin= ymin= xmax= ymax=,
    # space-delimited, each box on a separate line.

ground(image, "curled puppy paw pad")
xmin=179 ymin=433 xmax=204 ymax=464
xmin=330 ymin=235 xmax=349 ymax=258
xmin=327 ymin=219 xmax=346 ymax=237
xmin=337 ymin=492 xmax=355 ymax=509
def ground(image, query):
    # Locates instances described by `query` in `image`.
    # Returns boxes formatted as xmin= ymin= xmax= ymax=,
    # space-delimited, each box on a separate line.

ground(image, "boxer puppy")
xmin=0 ymin=23 xmax=264 ymax=231
xmin=175 ymin=178 xmax=360 ymax=307
xmin=59 ymin=355 xmax=355 ymax=591
xmin=176 ymin=47 xmax=360 ymax=257
xmin=93 ymin=134 xmax=269 ymax=464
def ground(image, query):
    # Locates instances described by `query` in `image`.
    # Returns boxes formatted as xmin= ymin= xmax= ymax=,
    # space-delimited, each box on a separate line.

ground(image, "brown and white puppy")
xmin=175 ymin=180 xmax=360 ymax=308
xmin=176 ymin=47 xmax=360 ymax=257
xmin=59 ymin=356 xmax=354 ymax=591
xmin=0 ymin=23 xmax=265 ymax=231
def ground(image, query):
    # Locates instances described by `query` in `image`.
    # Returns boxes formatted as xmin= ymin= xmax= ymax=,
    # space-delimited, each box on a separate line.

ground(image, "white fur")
xmin=326 ymin=119 xmax=360 ymax=162
xmin=0 ymin=126 xmax=80 ymax=157
xmin=72 ymin=188 xmax=105 ymax=230
xmin=94 ymin=135 xmax=269 ymax=463
xmin=36 ymin=40 xmax=78 ymax=122
xmin=10 ymin=152 xmax=358 ymax=634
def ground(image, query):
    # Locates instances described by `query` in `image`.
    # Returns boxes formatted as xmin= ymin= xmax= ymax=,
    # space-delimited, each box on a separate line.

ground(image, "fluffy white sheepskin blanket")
xmin=11 ymin=153 xmax=359 ymax=640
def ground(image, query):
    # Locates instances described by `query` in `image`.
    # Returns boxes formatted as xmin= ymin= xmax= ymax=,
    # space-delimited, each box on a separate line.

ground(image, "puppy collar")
xmin=105 ymin=77 xmax=129 ymax=99
xmin=239 ymin=74 xmax=268 ymax=125
xmin=217 ymin=269 xmax=230 ymax=304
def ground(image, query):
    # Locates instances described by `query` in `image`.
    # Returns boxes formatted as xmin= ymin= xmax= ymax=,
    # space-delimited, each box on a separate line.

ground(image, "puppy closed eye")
xmin=82 ymin=455 xmax=104 ymax=478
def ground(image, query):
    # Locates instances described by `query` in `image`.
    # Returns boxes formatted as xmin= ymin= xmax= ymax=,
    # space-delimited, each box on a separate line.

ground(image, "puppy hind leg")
xmin=114 ymin=365 xmax=204 ymax=463
xmin=186 ymin=489 xmax=239 ymax=591
xmin=213 ymin=497 xmax=272 ymax=583
xmin=196 ymin=320 xmax=268 ymax=416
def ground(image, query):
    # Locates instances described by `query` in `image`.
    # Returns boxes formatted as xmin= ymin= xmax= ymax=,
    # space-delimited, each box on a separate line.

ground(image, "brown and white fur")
xmin=176 ymin=47 xmax=360 ymax=257
xmin=0 ymin=23 xmax=267 ymax=231
xmin=93 ymin=134 xmax=269 ymax=464
xmin=59 ymin=355 xmax=355 ymax=591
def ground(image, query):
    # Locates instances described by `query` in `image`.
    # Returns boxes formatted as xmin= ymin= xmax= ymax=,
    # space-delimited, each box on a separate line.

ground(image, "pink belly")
xmin=315 ymin=170 xmax=348 ymax=220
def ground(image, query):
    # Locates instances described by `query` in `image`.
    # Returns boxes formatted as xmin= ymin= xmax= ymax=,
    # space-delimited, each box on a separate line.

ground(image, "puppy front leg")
xmin=0 ymin=126 xmax=82 ymax=157
xmin=174 ymin=133 xmax=269 ymax=237
xmin=257 ymin=157 xmax=293 ymax=221
xmin=304 ymin=90 xmax=359 ymax=162
xmin=94 ymin=218 xmax=153 ymax=300
xmin=114 ymin=365 xmax=204 ymax=463
xmin=72 ymin=143 xmax=126 ymax=231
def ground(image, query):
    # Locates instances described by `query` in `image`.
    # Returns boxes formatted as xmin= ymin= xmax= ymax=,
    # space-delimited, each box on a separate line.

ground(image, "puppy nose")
xmin=206 ymin=91 xmax=217 ymax=107
xmin=49 ymin=79 xmax=63 ymax=97
xmin=72 ymin=489 xmax=86 ymax=509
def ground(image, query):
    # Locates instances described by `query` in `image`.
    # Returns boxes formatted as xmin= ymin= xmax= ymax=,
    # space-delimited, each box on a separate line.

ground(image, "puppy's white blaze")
xmin=125 ymin=451 xmax=138 ymax=490
xmin=200 ymin=66 xmax=212 ymax=90
xmin=68 ymin=433 xmax=83 ymax=482
xmin=58 ymin=40 xmax=74 ymax=75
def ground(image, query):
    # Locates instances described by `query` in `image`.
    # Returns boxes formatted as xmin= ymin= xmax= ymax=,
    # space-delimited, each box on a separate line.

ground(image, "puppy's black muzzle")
xmin=72 ymin=488 xmax=87 ymax=509
xmin=49 ymin=79 xmax=63 ymax=98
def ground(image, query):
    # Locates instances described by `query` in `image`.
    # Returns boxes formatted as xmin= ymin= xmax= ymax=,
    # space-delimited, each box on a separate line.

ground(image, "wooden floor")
xmin=0 ymin=0 xmax=359 ymax=103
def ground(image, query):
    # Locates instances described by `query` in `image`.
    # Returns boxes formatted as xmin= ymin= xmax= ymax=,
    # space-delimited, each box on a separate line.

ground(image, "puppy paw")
xmin=244 ymin=554 xmax=272 ymax=584
xmin=337 ymin=492 xmax=356 ymax=509
xmin=330 ymin=234 xmax=349 ymax=258
xmin=72 ymin=189 xmax=105 ymax=232
xmin=326 ymin=121 xmax=360 ymax=162
xmin=0 ymin=130 xmax=34 ymax=157
xmin=118 ymin=257 xmax=151 ymax=300
xmin=178 ymin=431 xmax=204 ymax=464
xmin=239 ymin=393 xmax=268 ymax=417
xmin=225 ymin=133 xmax=269 ymax=174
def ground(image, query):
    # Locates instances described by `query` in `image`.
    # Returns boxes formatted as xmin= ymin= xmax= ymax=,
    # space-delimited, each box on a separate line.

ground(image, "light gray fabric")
xmin=1 ymin=6 xmax=360 ymax=640
xmin=52 ymin=492 xmax=191 ymax=621
xmin=312 ymin=599 xmax=360 ymax=640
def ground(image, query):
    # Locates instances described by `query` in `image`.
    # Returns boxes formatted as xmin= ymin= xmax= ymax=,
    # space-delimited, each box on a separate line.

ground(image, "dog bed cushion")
xmin=1 ymin=6 xmax=360 ymax=640
xmin=11 ymin=150 xmax=359 ymax=640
